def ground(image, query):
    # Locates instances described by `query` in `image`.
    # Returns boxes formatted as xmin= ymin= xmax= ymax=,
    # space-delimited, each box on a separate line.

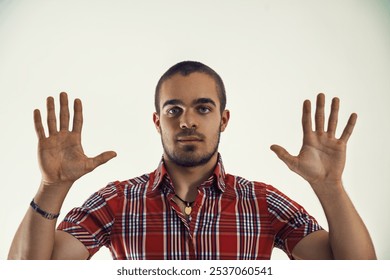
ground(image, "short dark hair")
xmin=155 ymin=61 xmax=226 ymax=114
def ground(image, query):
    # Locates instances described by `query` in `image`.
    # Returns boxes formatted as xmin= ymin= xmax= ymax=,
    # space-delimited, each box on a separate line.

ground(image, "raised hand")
xmin=34 ymin=92 xmax=117 ymax=186
xmin=270 ymin=93 xmax=357 ymax=187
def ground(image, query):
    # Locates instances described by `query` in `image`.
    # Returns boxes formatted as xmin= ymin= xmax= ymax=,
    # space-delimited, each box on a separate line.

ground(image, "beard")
xmin=161 ymin=128 xmax=221 ymax=168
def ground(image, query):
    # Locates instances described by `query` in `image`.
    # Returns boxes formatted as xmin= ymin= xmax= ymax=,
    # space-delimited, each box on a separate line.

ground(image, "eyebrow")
xmin=162 ymin=98 xmax=217 ymax=109
xmin=193 ymin=98 xmax=217 ymax=107
xmin=162 ymin=99 xmax=184 ymax=108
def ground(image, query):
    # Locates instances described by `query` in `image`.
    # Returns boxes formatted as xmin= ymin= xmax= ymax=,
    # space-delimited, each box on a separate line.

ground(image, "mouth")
xmin=177 ymin=137 xmax=203 ymax=143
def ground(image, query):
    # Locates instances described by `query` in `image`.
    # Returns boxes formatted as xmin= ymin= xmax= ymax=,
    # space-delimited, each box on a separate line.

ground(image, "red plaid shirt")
xmin=58 ymin=155 xmax=322 ymax=259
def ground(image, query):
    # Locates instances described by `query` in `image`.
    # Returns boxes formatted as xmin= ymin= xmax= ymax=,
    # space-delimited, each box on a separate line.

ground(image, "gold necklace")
xmin=175 ymin=194 xmax=195 ymax=215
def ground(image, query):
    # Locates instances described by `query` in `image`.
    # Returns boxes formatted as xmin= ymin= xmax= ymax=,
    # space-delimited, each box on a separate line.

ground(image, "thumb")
xmin=87 ymin=151 xmax=117 ymax=172
xmin=270 ymin=145 xmax=297 ymax=171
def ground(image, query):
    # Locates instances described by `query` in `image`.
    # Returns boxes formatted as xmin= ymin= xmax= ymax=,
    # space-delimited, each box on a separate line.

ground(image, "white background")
xmin=0 ymin=0 xmax=389 ymax=260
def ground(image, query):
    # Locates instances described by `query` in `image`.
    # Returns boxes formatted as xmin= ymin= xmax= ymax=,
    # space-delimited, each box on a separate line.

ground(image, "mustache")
xmin=176 ymin=129 xmax=205 ymax=139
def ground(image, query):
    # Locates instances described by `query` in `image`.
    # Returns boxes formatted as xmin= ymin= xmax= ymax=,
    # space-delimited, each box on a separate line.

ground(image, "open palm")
xmin=271 ymin=94 xmax=357 ymax=186
xmin=34 ymin=92 xmax=116 ymax=185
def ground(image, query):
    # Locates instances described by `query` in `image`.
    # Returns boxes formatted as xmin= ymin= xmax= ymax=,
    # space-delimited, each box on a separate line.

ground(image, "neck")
xmin=163 ymin=152 xmax=218 ymax=201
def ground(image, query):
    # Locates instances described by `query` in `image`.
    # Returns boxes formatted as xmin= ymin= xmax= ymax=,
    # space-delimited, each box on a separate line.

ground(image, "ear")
xmin=153 ymin=112 xmax=161 ymax=134
xmin=220 ymin=110 xmax=230 ymax=132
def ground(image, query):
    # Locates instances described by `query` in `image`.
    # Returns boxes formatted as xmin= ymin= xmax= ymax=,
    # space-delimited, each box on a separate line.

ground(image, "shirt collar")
xmin=150 ymin=153 xmax=226 ymax=193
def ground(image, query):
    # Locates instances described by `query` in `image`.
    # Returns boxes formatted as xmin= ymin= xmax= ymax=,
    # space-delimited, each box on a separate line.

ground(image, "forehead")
xmin=159 ymin=72 xmax=219 ymax=106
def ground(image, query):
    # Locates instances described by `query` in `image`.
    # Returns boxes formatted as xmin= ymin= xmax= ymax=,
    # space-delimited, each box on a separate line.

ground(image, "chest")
xmin=110 ymin=191 xmax=274 ymax=260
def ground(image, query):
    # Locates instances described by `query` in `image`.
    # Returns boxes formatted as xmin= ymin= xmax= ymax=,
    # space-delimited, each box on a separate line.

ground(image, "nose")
xmin=179 ymin=111 xmax=197 ymax=130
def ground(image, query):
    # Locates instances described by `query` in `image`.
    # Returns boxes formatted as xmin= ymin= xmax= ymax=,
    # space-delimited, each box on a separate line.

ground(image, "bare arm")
xmin=8 ymin=92 xmax=116 ymax=259
xmin=271 ymin=93 xmax=376 ymax=259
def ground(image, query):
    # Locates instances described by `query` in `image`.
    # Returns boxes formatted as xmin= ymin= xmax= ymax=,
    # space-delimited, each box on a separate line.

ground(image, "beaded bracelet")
xmin=30 ymin=199 xmax=60 ymax=220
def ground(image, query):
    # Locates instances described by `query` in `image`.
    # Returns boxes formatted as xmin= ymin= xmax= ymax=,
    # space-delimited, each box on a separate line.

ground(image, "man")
xmin=8 ymin=61 xmax=376 ymax=260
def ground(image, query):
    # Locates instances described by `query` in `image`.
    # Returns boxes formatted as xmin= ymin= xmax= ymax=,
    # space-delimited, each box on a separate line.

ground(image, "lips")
xmin=176 ymin=131 xmax=205 ymax=142
xmin=177 ymin=137 xmax=202 ymax=142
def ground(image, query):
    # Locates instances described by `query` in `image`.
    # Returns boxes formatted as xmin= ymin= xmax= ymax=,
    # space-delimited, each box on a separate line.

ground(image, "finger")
xmin=302 ymin=99 xmax=312 ymax=134
xmin=72 ymin=98 xmax=83 ymax=133
xmin=46 ymin=96 xmax=57 ymax=135
xmin=327 ymin=97 xmax=339 ymax=137
xmin=86 ymin=151 xmax=117 ymax=172
xmin=270 ymin=145 xmax=297 ymax=172
xmin=34 ymin=109 xmax=46 ymax=139
xmin=340 ymin=113 xmax=357 ymax=142
xmin=59 ymin=92 xmax=70 ymax=131
xmin=315 ymin=93 xmax=325 ymax=132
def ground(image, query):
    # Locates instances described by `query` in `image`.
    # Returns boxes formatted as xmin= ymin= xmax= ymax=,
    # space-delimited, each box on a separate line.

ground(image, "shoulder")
xmin=98 ymin=173 xmax=151 ymax=198
xmin=224 ymin=173 xmax=279 ymax=199
xmin=77 ymin=173 xmax=150 ymax=214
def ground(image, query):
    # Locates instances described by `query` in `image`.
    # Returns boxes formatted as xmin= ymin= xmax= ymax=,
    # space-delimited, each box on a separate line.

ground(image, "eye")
xmin=197 ymin=106 xmax=211 ymax=114
xmin=167 ymin=107 xmax=182 ymax=116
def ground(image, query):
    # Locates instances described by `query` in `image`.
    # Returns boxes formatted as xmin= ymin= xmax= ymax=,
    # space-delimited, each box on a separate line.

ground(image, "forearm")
xmin=7 ymin=181 xmax=72 ymax=259
xmin=313 ymin=182 xmax=376 ymax=259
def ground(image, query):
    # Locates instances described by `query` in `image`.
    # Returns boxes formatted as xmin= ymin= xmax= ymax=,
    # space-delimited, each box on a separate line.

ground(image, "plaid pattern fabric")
xmin=58 ymin=155 xmax=322 ymax=259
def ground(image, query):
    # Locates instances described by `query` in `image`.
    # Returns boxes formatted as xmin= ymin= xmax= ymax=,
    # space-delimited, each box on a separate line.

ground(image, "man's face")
xmin=153 ymin=72 xmax=229 ymax=167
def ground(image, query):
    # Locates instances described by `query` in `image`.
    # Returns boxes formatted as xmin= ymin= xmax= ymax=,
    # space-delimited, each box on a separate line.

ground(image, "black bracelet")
xmin=30 ymin=199 xmax=60 ymax=220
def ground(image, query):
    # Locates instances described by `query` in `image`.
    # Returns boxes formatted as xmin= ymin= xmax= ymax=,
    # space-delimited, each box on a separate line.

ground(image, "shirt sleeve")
xmin=57 ymin=182 xmax=121 ymax=258
xmin=266 ymin=185 xmax=323 ymax=259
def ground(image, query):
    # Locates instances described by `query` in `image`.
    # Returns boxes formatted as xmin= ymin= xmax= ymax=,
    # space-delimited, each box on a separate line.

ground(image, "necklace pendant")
xmin=184 ymin=206 xmax=192 ymax=215
xmin=174 ymin=194 xmax=194 ymax=216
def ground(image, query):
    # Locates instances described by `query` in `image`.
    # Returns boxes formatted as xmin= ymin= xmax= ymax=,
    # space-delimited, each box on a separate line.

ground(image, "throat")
xmin=163 ymin=152 xmax=218 ymax=188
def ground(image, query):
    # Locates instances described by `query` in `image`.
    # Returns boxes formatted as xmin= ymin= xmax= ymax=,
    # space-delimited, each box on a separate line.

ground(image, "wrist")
xmin=39 ymin=179 xmax=73 ymax=193
xmin=34 ymin=180 xmax=73 ymax=214
xmin=310 ymin=180 xmax=347 ymax=201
